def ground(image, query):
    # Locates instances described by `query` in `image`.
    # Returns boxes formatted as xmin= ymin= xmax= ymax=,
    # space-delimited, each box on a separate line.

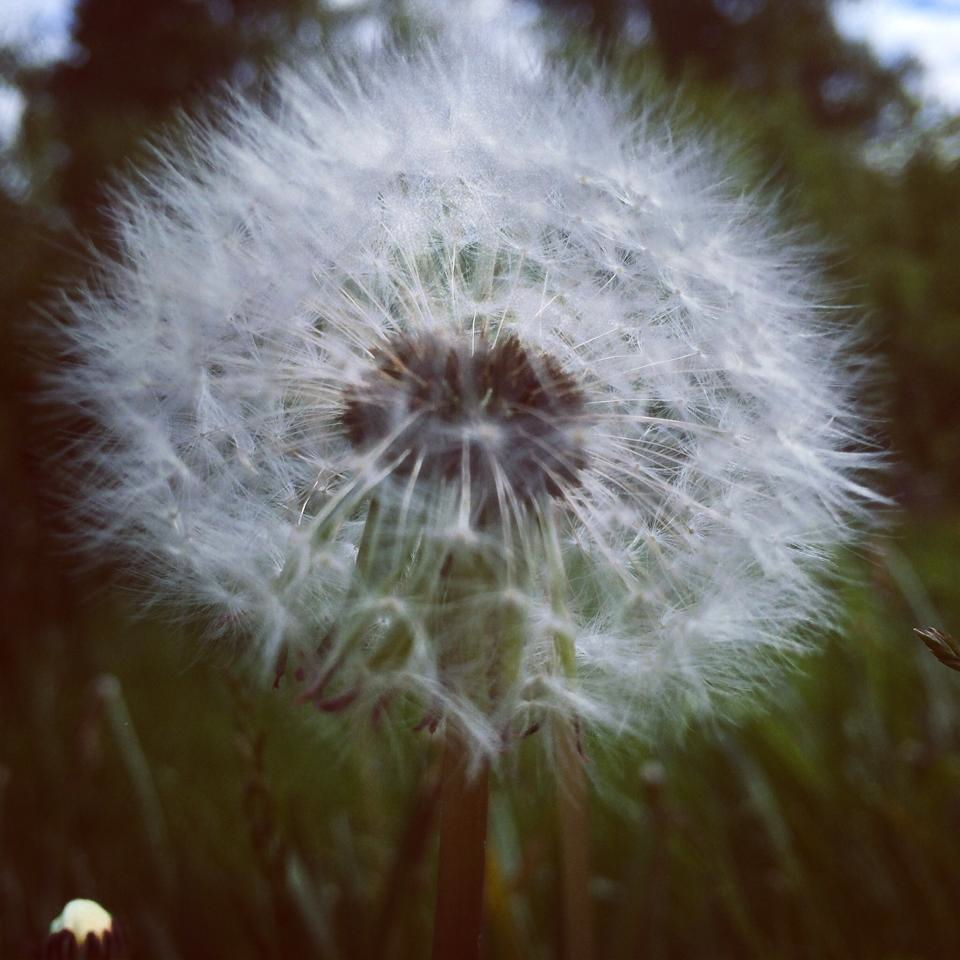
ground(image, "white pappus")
xmin=55 ymin=32 xmax=880 ymax=760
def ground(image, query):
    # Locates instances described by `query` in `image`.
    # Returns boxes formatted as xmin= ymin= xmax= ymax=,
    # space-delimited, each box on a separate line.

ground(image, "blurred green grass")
xmin=3 ymin=517 xmax=959 ymax=959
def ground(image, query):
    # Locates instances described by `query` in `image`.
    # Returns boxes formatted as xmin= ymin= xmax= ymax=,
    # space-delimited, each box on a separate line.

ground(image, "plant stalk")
xmin=540 ymin=505 xmax=595 ymax=960
xmin=557 ymin=720 xmax=593 ymax=960
xmin=431 ymin=726 xmax=490 ymax=960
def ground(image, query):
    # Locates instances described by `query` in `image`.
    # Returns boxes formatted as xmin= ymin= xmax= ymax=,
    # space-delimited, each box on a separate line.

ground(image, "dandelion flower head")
xmin=60 ymin=30 xmax=876 ymax=757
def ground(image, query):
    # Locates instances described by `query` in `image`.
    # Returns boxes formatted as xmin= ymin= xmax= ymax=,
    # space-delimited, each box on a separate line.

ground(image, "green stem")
xmin=96 ymin=674 xmax=176 ymax=896
xmin=373 ymin=756 xmax=442 ymax=958
xmin=431 ymin=726 xmax=490 ymax=960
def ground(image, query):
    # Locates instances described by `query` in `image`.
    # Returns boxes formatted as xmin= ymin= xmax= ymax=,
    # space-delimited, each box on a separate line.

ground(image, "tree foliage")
xmin=547 ymin=0 xmax=917 ymax=132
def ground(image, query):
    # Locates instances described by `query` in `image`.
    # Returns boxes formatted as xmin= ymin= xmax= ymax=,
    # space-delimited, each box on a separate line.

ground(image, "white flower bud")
xmin=45 ymin=899 xmax=126 ymax=957
xmin=49 ymin=899 xmax=113 ymax=941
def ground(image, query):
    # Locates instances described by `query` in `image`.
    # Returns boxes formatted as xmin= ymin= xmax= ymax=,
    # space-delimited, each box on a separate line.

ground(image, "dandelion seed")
xmin=56 ymin=32 xmax=878 ymax=762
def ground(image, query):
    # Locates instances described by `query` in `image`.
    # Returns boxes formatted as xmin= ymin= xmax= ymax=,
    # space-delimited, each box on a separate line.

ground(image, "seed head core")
xmin=342 ymin=332 xmax=588 ymax=509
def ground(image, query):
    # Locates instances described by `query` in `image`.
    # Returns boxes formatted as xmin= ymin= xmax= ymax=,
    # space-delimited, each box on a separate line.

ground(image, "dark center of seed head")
xmin=342 ymin=332 xmax=588 ymax=506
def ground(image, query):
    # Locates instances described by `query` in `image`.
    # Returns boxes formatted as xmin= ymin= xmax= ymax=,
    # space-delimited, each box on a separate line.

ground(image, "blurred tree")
xmin=544 ymin=0 xmax=917 ymax=134
xmin=12 ymin=0 xmax=353 ymax=235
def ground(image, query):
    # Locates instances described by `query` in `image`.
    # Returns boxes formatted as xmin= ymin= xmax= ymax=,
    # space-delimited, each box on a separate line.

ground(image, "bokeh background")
xmin=2 ymin=1 xmax=959 ymax=957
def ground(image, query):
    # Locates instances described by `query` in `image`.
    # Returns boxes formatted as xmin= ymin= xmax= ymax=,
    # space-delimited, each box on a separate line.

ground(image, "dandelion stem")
xmin=541 ymin=504 xmax=594 ymax=960
xmin=557 ymin=720 xmax=593 ymax=960
xmin=431 ymin=725 xmax=490 ymax=960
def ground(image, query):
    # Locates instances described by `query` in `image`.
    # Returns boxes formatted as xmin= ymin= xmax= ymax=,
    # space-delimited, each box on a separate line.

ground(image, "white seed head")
xmin=55 ymin=30 xmax=879 ymax=759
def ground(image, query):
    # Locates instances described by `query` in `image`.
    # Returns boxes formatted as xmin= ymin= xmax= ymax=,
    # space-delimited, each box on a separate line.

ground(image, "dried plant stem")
xmin=431 ymin=726 xmax=490 ymax=960
xmin=558 ymin=721 xmax=593 ymax=960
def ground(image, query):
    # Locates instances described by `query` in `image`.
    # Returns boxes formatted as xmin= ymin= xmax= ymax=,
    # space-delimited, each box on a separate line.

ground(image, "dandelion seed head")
xmin=342 ymin=331 xmax=589 ymax=510
xmin=55 ymin=28 xmax=880 ymax=759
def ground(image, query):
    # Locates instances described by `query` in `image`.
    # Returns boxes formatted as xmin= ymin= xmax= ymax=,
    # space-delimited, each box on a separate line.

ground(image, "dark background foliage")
xmin=2 ymin=1 xmax=959 ymax=957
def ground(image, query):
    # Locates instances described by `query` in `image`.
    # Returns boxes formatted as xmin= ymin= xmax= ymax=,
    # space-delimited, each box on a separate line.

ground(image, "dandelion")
xmin=54 ymin=25 xmax=879 ymax=957
xmin=57 ymin=33 xmax=875 ymax=760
